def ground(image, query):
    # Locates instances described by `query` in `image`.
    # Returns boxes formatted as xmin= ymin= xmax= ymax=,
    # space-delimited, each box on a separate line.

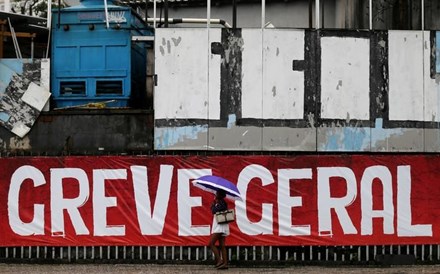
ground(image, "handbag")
xmin=215 ymin=209 xmax=235 ymax=224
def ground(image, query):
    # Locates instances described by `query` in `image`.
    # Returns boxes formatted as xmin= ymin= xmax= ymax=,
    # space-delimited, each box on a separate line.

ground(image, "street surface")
xmin=0 ymin=264 xmax=439 ymax=274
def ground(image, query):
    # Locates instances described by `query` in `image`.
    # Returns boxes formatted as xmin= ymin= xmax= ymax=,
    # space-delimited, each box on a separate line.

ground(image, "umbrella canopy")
xmin=192 ymin=175 xmax=242 ymax=201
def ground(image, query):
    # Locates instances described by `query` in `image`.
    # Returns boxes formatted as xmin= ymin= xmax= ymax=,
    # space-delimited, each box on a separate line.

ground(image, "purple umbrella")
xmin=192 ymin=175 xmax=242 ymax=201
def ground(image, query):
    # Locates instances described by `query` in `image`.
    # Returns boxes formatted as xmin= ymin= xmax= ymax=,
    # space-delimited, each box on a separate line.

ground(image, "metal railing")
xmin=0 ymin=245 xmax=439 ymax=264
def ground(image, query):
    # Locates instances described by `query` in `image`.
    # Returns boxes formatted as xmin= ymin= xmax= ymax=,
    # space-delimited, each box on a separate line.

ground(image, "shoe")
xmin=216 ymin=264 xmax=228 ymax=270
xmin=214 ymin=261 xmax=223 ymax=268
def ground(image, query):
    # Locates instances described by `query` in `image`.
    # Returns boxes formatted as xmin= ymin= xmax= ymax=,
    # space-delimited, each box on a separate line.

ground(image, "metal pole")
xmin=315 ymin=0 xmax=319 ymax=28
xmin=104 ymin=0 xmax=109 ymax=29
xmin=153 ymin=0 xmax=156 ymax=28
xmin=57 ymin=0 xmax=60 ymax=29
xmin=369 ymin=0 xmax=372 ymax=29
xmin=321 ymin=0 xmax=324 ymax=28
xmin=31 ymin=37 xmax=34 ymax=59
xmin=164 ymin=0 xmax=168 ymax=27
xmin=261 ymin=0 xmax=265 ymax=28
xmin=144 ymin=0 xmax=148 ymax=23
xmin=45 ymin=23 xmax=51 ymax=58
xmin=421 ymin=0 xmax=424 ymax=30
xmin=232 ymin=0 xmax=237 ymax=29
xmin=207 ymin=0 xmax=210 ymax=141
xmin=44 ymin=0 xmax=50 ymax=62
xmin=47 ymin=0 xmax=52 ymax=28
xmin=207 ymin=0 xmax=211 ymax=28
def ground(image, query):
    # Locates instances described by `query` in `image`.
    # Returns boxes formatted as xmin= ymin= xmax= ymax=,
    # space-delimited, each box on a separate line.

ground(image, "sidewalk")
xmin=0 ymin=264 xmax=440 ymax=274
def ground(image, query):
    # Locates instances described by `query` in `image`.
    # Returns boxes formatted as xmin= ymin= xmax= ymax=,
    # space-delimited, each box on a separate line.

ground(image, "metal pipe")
xmin=57 ymin=0 xmax=60 ymax=28
xmin=153 ymin=0 xmax=156 ymax=28
xmin=321 ymin=0 xmax=324 ymax=28
xmin=164 ymin=0 xmax=168 ymax=27
xmin=207 ymin=0 xmax=211 ymax=29
xmin=46 ymin=0 xmax=52 ymax=59
xmin=47 ymin=0 xmax=51 ymax=28
xmin=45 ymin=24 xmax=51 ymax=58
xmin=421 ymin=0 xmax=424 ymax=30
xmin=369 ymin=0 xmax=372 ymax=29
xmin=144 ymin=0 xmax=147 ymax=24
xmin=146 ymin=18 xmax=232 ymax=28
xmin=232 ymin=0 xmax=237 ymax=28
xmin=315 ymin=0 xmax=319 ymax=28
xmin=207 ymin=0 xmax=210 ymax=129
xmin=261 ymin=0 xmax=265 ymax=28
xmin=104 ymin=0 xmax=110 ymax=29
xmin=31 ymin=37 xmax=34 ymax=59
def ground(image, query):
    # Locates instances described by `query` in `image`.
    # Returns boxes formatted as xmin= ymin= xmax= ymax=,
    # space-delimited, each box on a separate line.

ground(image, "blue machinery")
xmin=51 ymin=0 xmax=153 ymax=108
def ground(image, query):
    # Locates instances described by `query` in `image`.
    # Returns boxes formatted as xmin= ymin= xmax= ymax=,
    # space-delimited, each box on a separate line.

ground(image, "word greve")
xmin=7 ymin=164 xmax=431 ymax=237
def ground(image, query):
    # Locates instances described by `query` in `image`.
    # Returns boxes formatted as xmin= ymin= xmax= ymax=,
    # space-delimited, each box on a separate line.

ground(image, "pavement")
xmin=0 ymin=264 xmax=440 ymax=274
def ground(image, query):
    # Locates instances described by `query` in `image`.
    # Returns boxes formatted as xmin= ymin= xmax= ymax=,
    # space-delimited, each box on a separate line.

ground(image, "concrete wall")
xmin=0 ymin=110 xmax=153 ymax=155
xmin=154 ymin=28 xmax=440 ymax=152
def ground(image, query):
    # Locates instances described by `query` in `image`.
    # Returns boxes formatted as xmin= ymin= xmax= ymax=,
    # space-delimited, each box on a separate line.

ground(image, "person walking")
xmin=209 ymin=189 xmax=229 ymax=270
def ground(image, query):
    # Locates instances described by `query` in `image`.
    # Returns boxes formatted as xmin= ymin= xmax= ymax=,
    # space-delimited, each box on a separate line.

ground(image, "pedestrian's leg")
xmin=217 ymin=236 xmax=228 ymax=269
xmin=209 ymin=233 xmax=222 ymax=266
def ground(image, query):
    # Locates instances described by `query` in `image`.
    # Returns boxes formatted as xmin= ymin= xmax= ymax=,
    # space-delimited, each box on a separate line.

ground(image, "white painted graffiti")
xmin=106 ymin=11 xmax=127 ymax=23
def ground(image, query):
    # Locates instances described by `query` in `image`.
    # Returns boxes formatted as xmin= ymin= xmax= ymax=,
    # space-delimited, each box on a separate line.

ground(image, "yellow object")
xmin=85 ymin=102 xmax=106 ymax=109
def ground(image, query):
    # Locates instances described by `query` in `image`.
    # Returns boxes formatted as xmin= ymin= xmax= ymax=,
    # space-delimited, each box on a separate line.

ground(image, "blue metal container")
xmin=51 ymin=0 xmax=153 ymax=108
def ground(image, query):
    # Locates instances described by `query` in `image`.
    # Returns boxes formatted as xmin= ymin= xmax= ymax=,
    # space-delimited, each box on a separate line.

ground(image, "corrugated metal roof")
xmin=116 ymin=0 xmax=294 ymax=7
xmin=0 ymin=11 xmax=47 ymax=34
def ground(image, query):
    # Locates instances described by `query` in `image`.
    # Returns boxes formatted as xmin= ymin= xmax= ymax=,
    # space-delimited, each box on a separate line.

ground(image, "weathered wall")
xmin=0 ymin=110 xmax=153 ymax=155
xmin=154 ymin=29 xmax=440 ymax=152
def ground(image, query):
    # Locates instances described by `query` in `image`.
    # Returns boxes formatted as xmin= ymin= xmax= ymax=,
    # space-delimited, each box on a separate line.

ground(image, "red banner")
xmin=0 ymin=155 xmax=439 ymax=247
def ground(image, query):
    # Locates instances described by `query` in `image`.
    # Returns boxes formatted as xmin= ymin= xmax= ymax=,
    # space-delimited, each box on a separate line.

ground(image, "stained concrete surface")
xmin=0 ymin=264 xmax=439 ymax=274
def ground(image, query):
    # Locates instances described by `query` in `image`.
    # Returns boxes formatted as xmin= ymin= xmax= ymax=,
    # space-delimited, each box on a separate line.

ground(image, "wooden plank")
xmin=2 ymin=31 xmax=36 ymax=38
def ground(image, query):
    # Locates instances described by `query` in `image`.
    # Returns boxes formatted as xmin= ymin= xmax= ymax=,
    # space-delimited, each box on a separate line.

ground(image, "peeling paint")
xmin=336 ymin=80 xmax=343 ymax=90
xmin=0 ymin=138 xmax=6 ymax=151
xmin=167 ymin=40 xmax=171 ymax=54
xmin=155 ymin=125 xmax=208 ymax=149
xmin=320 ymin=123 xmax=369 ymax=151
xmin=154 ymin=29 xmax=440 ymax=152
xmin=307 ymin=113 xmax=315 ymax=128
xmin=227 ymin=114 xmax=236 ymax=129
xmin=9 ymin=136 xmax=31 ymax=150
xmin=272 ymin=86 xmax=277 ymax=97
xmin=223 ymin=35 xmax=244 ymax=65
xmin=436 ymin=31 xmax=440 ymax=73
xmin=371 ymin=118 xmax=405 ymax=149
xmin=172 ymin=37 xmax=182 ymax=46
